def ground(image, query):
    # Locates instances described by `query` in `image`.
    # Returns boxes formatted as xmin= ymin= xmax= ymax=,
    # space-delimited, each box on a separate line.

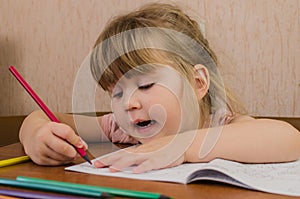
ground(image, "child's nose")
xmin=125 ymin=93 xmax=142 ymax=111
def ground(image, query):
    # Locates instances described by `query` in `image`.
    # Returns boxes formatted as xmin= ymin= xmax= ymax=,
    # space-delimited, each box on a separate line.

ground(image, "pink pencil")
xmin=9 ymin=66 xmax=91 ymax=165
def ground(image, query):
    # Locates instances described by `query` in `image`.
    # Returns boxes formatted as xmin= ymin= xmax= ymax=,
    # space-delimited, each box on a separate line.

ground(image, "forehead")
xmin=95 ymin=47 xmax=182 ymax=91
xmin=105 ymin=64 xmax=156 ymax=91
xmin=100 ymin=61 xmax=155 ymax=89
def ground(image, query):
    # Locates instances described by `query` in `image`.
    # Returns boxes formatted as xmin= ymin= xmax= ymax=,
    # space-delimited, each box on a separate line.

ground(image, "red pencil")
xmin=9 ymin=66 xmax=92 ymax=165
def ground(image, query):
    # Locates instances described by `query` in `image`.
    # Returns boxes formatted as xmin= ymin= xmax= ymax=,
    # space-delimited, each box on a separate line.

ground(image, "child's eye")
xmin=112 ymin=91 xmax=123 ymax=98
xmin=139 ymin=83 xmax=154 ymax=90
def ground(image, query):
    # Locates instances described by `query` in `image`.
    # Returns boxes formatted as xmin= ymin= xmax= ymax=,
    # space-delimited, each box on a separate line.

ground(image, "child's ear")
xmin=193 ymin=64 xmax=210 ymax=100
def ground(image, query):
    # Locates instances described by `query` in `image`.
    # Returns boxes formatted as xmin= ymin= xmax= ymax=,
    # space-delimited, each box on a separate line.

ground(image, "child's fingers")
xmin=94 ymin=146 xmax=185 ymax=173
xmin=94 ymin=149 xmax=147 ymax=172
xmin=40 ymin=155 xmax=75 ymax=166
xmin=29 ymin=142 xmax=74 ymax=165
xmin=47 ymin=122 xmax=85 ymax=148
xmin=46 ymin=133 xmax=78 ymax=158
xmin=93 ymin=160 xmax=107 ymax=168
xmin=45 ymin=142 xmax=77 ymax=161
xmin=23 ymin=121 xmax=84 ymax=165
xmin=38 ymin=154 xmax=74 ymax=166
xmin=94 ymin=155 xmax=121 ymax=168
xmin=133 ymin=153 xmax=185 ymax=173
xmin=132 ymin=157 xmax=163 ymax=173
xmin=94 ymin=150 xmax=127 ymax=168
xmin=80 ymin=137 xmax=88 ymax=150
xmin=108 ymin=155 xmax=144 ymax=172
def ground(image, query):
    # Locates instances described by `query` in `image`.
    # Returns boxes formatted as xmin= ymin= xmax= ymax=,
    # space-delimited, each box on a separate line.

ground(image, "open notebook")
xmin=66 ymin=156 xmax=300 ymax=197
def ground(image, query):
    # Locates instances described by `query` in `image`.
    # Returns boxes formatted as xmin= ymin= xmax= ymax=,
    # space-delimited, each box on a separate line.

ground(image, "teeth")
xmin=136 ymin=120 xmax=155 ymax=128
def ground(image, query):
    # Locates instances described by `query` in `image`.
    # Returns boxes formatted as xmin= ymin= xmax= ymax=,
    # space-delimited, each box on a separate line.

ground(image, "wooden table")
xmin=1 ymin=142 xmax=299 ymax=199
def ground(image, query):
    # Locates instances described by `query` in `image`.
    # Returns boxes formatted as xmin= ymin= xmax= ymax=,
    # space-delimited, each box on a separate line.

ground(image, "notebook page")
xmin=205 ymin=158 xmax=300 ymax=196
xmin=65 ymin=156 xmax=300 ymax=196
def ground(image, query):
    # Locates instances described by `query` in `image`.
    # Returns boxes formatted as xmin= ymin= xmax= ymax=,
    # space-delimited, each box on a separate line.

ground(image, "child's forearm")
xmin=185 ymin=119 xmax=300 ymax=163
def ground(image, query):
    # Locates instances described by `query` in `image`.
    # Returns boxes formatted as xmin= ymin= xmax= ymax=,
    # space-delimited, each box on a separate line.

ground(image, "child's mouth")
xmin=134 ymin=120 xmax=156 ymax=128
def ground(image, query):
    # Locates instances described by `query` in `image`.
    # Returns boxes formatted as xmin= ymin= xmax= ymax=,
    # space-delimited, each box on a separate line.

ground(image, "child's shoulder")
xmin=205 ymin=109 xmax=254 ymax=127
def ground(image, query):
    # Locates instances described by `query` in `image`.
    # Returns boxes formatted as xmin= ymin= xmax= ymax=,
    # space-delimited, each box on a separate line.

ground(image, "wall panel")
xmin=0 ymin=0 xmax=299 ymax=117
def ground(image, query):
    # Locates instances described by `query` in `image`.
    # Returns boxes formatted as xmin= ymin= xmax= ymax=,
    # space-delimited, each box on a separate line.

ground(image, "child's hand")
xmin=22 ymin=121 xmax=88 ymax=166
xmin=94 ymin=132 xmax=195 ymax=173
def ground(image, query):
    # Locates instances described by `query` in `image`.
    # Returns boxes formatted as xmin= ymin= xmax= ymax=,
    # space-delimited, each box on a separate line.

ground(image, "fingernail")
xmin=94 ymin=160 xmax=105 ymax=168
xmin=77 ymin=138 xmax=83 ymax=147
xmin=109 ymin=167 xmax=119 ymax=172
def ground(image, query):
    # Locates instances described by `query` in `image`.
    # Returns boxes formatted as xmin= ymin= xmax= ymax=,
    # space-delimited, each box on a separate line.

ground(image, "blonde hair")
xmin=90 ymin=3 xmax=244 ymax=127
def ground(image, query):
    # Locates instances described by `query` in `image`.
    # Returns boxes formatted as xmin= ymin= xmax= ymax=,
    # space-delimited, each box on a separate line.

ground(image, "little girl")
xmin=20 ymin=3 xmax=300 ymax=173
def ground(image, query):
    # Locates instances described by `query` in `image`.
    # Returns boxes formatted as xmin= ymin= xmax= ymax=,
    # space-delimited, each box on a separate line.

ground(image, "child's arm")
xmin=186 ymin=116 xmax=300 ymax=163
xmin=19 ymin=110 xmax=106 ymax=165
xmin=94 ymin=116 xmax=300 ymax=173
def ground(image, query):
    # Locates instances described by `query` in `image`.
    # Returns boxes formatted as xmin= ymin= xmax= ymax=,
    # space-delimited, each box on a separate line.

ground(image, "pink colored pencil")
xmin=9 ymin=66 xmax=91 ymax=165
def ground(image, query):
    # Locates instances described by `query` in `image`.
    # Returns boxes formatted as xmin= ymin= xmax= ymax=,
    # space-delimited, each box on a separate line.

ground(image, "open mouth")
xmin=134 ymin=120 xmax=156 ymax=128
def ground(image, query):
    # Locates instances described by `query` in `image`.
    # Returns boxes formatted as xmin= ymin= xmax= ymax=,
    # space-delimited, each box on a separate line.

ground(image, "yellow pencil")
xmin=0 ymin=155 xmax=31 ymax=168
xmin=0 ymin=194 xmax=20 ymax=199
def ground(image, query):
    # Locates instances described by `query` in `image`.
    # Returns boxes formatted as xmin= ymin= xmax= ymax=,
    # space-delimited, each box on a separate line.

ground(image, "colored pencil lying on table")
xmin=8 ymin=66 xmax=92 ymax=165
xmin=17 ymin=176 xmax=172 ymax=199
xmin=0 ymin=188 xmax=92 ymax=199
xmin=0 ymin=193 xmax=19 ymax=199
xmin=0 ymin=156 xmax=30 ymax=168
xmin=0 ymin=178 xmax=111 ymax=198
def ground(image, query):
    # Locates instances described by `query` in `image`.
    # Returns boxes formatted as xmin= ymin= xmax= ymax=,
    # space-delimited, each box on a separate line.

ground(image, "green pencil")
xmin=0 ymin=178 xmax=111 ymax=198
xmin=17 ymin=176 xmax=171 ymax=199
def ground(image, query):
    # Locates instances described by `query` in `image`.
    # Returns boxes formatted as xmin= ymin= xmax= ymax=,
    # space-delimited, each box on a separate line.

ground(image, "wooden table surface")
xmin=1 ymin=142 xmax=299 ymax=199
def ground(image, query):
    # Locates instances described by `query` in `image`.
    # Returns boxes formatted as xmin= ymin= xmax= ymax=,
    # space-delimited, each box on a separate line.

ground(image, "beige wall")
xmin=0 ymin=0 xmax=299 ymax=117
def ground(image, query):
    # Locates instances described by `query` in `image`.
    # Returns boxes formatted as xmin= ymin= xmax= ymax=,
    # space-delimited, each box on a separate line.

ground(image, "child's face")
xmin=109 ymin=65 xmax=196 ymax=143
